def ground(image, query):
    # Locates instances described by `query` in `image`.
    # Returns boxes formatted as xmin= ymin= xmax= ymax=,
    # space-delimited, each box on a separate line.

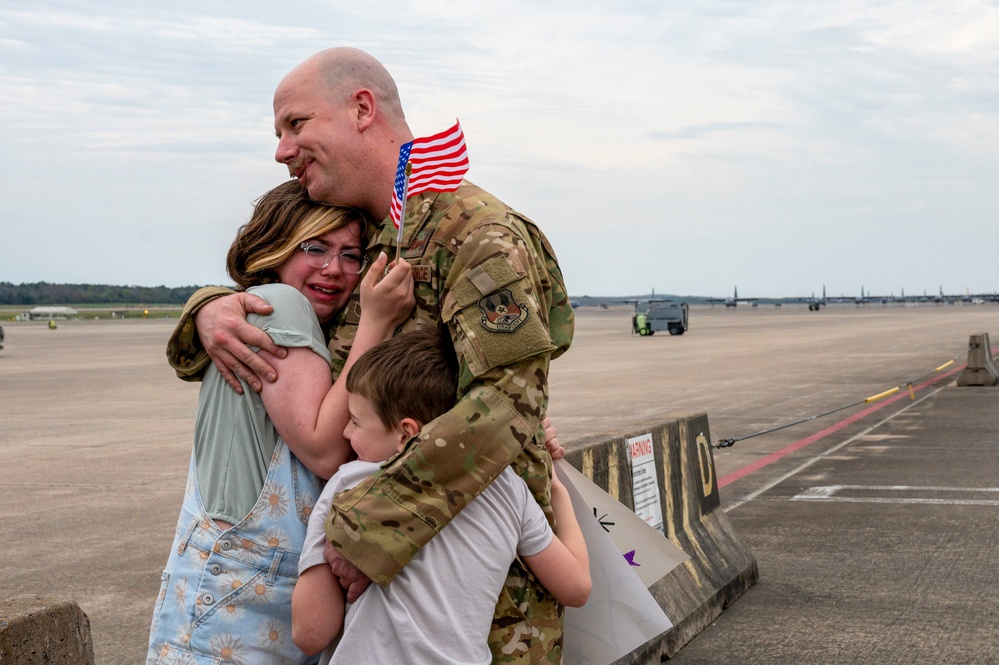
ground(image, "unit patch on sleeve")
xmin=478 ymin=288 xmax=529 ymax=333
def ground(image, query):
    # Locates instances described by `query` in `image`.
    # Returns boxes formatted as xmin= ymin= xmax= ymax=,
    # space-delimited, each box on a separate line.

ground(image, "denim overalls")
xmin=146 ymin=440 xmax=322 ymax=664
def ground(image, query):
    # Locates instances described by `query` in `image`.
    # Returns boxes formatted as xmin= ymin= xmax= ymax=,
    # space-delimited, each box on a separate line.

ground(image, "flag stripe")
xmin=408 ymin=166 xmax=469 ymax=183
xmin=390 ymin=120 xmax=470 ymax=227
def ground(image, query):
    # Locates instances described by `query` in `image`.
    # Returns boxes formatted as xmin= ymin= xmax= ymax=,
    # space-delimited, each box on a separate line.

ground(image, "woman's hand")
xmin=359 ymin=252 xmax=416 ymax=336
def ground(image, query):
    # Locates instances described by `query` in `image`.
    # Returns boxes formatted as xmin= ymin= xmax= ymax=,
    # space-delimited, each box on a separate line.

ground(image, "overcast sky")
xmin=3 ymin=1 xmax=998 ymax=299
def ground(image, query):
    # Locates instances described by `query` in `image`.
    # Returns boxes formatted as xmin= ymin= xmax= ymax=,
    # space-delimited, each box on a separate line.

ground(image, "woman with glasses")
xmin=146 ymin=179 xmax=414 ymax=665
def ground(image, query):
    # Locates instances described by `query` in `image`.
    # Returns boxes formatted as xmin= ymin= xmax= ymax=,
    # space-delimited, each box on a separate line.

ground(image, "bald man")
xmin=168 ymin=47 xmax=574 ymax=664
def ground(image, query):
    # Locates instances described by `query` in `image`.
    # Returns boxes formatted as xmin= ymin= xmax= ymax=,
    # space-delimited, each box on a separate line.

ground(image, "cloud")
xmin=1 ymin=0 xmax=998 ymax=296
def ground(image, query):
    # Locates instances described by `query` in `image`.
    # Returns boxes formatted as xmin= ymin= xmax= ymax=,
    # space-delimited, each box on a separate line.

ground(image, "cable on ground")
xmin=713 ymin=347 xmax=975 ymax=449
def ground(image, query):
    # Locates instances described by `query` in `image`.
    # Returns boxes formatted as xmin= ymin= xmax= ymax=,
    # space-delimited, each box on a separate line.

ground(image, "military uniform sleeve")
xmin=326 ymin=221 xmax=558 ymax=585
xmin=165 ymin=285 xmax=235 ymax=381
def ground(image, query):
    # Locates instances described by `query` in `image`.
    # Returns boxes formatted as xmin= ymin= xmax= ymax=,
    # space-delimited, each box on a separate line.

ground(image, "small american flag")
xmin=389 ymin=120 xmax=470 ymax=228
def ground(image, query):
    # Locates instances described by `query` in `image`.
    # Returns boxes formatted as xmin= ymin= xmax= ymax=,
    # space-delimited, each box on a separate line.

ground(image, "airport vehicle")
xmin=632 ymin=299 xmax=689 ymax=336
xmin=0 ymin=325 xmax=4 ymax=351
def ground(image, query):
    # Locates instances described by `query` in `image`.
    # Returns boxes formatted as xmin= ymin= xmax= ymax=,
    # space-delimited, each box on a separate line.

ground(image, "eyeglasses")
xmin=298 ymin=243 xmax=368 ymax=275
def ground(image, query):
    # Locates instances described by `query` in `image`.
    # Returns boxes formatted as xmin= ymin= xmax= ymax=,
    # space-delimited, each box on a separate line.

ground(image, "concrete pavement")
xmin=668 ymin=384 xmax=999 ymax=664
xmin=0 ymin=304 xmax=996 ymax=663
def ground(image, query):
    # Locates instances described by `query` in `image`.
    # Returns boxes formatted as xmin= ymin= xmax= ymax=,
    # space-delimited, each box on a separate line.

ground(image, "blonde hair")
xmin=227 ymin=180 xmax=367 ymax=290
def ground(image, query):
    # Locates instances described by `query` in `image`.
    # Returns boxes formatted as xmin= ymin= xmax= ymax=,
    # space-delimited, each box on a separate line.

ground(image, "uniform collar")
xmin=370 ymin=190 xmax=442 ymax=251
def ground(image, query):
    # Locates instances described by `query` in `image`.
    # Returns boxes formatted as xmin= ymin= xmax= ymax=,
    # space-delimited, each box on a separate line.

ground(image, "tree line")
xmin=0 ymin=282 xmax=205 ymax=305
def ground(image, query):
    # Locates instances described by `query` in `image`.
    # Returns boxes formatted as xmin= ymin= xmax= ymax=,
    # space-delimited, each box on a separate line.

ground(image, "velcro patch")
xmin=478 ymin=289 xmax=529 ymax=333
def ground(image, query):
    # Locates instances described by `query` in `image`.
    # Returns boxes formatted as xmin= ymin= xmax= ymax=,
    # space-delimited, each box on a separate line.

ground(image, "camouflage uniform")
xmin=167 ymin=180 xmax=574 ymax=664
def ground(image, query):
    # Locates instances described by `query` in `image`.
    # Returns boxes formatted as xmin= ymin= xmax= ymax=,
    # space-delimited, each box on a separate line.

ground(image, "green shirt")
xmin=193 ymin=283 xmax=330 ymax=524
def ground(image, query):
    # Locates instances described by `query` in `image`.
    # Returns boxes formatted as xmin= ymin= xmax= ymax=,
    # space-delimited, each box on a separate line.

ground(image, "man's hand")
xmin=195 ymin=293 xmax=286 ymax=393
xmin=324 ymin=539 xmax=371 ymax=602
xmin=542 ymin=416 xmax=565 ymax=460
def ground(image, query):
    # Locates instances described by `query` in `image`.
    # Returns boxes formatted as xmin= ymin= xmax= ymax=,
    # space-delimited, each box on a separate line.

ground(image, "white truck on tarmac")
xmin=631 ymin=299 xmax=689 ymax=336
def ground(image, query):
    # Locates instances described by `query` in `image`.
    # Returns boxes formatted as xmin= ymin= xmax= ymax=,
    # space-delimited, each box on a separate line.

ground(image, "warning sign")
xmin=627 ymin=433 xmax=664 ymax=534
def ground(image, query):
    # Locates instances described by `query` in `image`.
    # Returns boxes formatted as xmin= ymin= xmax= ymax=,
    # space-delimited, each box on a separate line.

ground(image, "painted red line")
xmin=717 ymin=364 xmax=967 ymax=489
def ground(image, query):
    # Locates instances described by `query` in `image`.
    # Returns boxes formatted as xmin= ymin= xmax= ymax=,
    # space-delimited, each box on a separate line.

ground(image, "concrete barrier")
xmin=562 ymin=413 xmax=758 ymax=662
xmin=0 ymin=595 xmax=94 ymax=665
xmin=957 ymin=332 xmax=999 ymax=387
xmin=1 ymin=412 xmax=751 ymax=665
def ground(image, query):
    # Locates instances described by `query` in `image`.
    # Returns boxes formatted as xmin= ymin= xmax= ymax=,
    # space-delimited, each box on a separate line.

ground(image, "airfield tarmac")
xmin=1 ymin=302 xmax=997 ymax=664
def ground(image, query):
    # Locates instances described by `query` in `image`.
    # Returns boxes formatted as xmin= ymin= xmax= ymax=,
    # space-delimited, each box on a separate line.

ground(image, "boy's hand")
xmin=542 ymin=416 xmax=565 ymax=460
xmin=324 ymin=539 xmax=371 ymax=602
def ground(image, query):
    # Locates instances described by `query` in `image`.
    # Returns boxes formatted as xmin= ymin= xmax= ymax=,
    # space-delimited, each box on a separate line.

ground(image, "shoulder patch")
xmin=478 ymin=288 xmax=529 ymax=333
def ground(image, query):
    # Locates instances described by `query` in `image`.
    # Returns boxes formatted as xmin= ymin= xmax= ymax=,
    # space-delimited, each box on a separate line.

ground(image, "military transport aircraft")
xmin=707 ymin=286 xmax=757 ymax=308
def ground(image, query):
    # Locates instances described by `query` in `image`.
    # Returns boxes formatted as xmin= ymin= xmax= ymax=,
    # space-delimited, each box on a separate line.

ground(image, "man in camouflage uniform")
xmin=168 ymin=47 xmax=574 ymax=663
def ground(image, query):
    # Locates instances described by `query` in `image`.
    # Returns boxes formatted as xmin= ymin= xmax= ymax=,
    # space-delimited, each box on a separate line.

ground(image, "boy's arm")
xmin=291 ymin=565 xmax=345 ymax=656
xmin=522 ymin=472 xmax=592 ymax=607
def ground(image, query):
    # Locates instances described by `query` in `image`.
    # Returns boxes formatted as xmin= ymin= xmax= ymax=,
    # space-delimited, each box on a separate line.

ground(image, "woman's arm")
xmin=259 ymin=254 xmax=414 ymax=478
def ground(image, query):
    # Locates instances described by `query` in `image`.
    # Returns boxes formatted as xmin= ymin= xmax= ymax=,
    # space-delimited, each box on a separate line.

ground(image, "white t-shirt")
xmin=300 ymin=462 xmax=553 ymax=665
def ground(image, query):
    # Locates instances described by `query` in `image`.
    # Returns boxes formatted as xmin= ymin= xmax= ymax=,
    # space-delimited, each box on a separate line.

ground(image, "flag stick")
xmin=393 ymin=162 xmax=412 ymax=270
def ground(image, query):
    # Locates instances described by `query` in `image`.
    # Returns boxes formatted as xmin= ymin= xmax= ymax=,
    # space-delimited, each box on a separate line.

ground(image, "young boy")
xmin=292 ymin=327 xmax=591 ymax=664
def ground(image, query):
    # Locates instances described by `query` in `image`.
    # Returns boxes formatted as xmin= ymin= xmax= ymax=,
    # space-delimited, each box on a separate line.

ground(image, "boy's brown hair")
xmin=345 ymin=327 xmax=458 ymax=429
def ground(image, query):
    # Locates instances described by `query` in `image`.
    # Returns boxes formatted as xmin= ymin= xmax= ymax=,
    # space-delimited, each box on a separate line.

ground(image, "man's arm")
xmin=166 ymin=286 xmax=284 ymax=392
xmin=327 ymin=218 xmax=560 ymax=585
xmin=328 ymin=361 xmax=548 ymax=584
xmin=323 ymin=378 xmax=561 ymax=602
xmin=166 ymin=286 xmax=233 ymax=381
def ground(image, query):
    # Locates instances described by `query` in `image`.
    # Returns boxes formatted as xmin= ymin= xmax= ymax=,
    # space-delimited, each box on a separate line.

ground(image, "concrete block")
xmin=0 ymin=595 xmax=94 ymax=665
xmin=563 ymin=413 xmax=758 ymax=662
xmin=957 ymin=332 xmax=999 ymax=386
